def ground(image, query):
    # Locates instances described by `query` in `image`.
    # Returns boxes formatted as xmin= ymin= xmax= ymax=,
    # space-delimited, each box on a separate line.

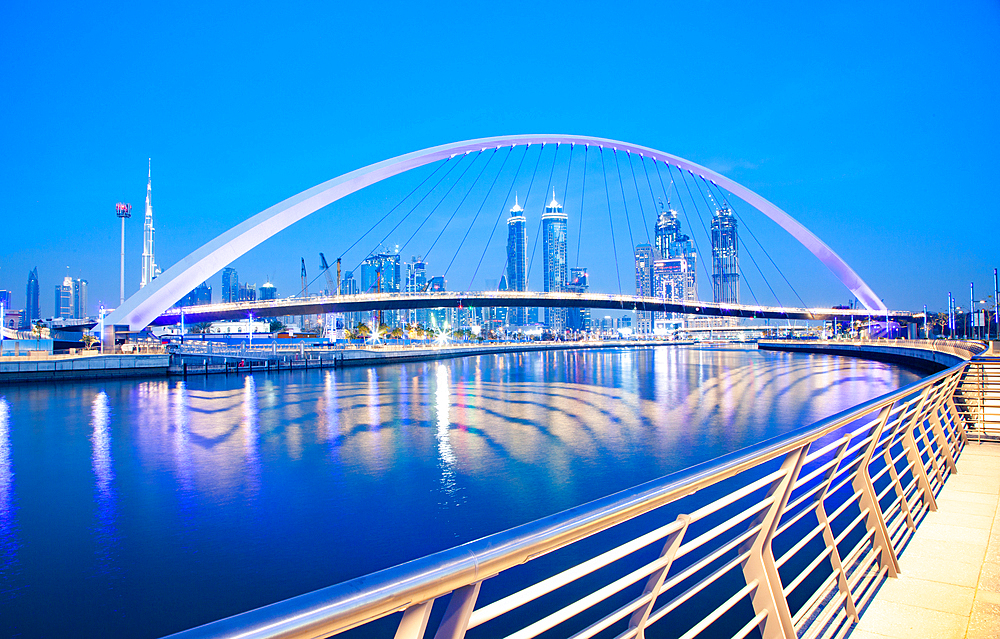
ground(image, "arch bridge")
xmin=102 ymin=134 xmax=899 ymax=333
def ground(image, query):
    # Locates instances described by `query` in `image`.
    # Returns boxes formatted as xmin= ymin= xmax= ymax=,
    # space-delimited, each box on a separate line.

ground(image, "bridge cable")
xmin=445 ymin=146 xmax=514 ymax=281
xmin=561 ymin=144 xmax=575 ymax=259
xmin=612 ymin=149 xmax=637 ymax=256
xmin=397 ymin=151 xmax=483 ymax=257
xmin=337 ymin=156 xmax=453 ymax=263
xmin=422 ymin=148 xmax=499 ymax=264
xmin=686 ymin=169 xmax=762 ymax=308
xmin=626 ymin=152 xmax=652 ymax=244
xmin=657 ymin=161 xmax=713 ymax=297
xmin=526 ymin=144 xmax=559 ymax=285
xmin=697 ymin=176 xmax=783 ymax=308
xmin=599 ymin=147 xmax=623 ymax=294
xmin=348 ymin=153 xmax=467 ymax=276
xmin=706 ymin=179 xmax=808 ymax=309
xmin=468 ymin=144 xmax=531 ymax=290
xmin=574 ymin=145 xmax=588 ymax=267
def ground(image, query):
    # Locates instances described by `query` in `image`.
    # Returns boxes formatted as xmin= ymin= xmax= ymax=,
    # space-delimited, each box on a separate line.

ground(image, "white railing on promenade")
xmin=164 ymin=348 xmax=989 ymax=639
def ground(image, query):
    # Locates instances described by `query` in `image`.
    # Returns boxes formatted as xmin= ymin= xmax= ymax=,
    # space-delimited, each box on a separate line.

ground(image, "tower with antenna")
xmin=140 ymin=159 xmax=158 ymax=288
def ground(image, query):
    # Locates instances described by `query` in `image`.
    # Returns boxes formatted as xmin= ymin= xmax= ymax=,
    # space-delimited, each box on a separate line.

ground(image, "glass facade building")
xmin=541 ymin=191 xmax=568 ymax=331
xmin=711 ymin=207 xmax=740 ymax=304
xmin=506 ymin=197 xmax=528 ymax=327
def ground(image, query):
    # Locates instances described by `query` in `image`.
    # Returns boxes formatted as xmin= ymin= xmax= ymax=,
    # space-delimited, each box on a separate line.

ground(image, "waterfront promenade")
xmin=852 ymin=441 xmax=1000 ymax=639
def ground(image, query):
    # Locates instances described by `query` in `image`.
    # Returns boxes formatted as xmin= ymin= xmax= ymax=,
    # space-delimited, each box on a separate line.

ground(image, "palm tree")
xmin=389 ymin=326 xmax=403 ymax=340
xmin=192 ymin=322 xmax=213 ymax=334
xmin=81 ymin=334 xmax=98 ymax=350
xmin=356 ymin=322 xmax=370 ymax=339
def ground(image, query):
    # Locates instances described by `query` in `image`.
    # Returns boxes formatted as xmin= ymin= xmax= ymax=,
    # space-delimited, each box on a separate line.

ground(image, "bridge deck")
xmin=852 ymin=441 xmax=1000 ymax=639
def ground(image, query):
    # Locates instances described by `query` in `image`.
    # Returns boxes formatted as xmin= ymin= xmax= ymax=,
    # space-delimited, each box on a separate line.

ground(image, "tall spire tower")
xmin=140 ymin=159 xmax=157 ymax=288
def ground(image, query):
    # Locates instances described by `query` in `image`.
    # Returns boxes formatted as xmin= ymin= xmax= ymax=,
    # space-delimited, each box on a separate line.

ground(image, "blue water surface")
xmin=0 ymin=345 xmax=921 ymax=637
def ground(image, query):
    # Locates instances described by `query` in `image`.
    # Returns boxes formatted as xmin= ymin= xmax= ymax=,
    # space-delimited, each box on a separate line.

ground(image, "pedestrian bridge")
xmin=165 ymin=339 xmax=999 ymax=639
xmin=152 ymin=291 xmax=921 ymax=326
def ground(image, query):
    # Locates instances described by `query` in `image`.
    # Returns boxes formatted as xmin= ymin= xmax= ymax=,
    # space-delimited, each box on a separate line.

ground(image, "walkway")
xmin=852 ymin=441 xmax=1000 ymax=639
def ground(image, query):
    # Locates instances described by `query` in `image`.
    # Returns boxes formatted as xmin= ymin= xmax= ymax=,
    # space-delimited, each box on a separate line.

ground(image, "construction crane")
xmin=300 ymin=258 xmax=308 ymax=297
xmin=319 ymin=253 xmax=336 ymax=296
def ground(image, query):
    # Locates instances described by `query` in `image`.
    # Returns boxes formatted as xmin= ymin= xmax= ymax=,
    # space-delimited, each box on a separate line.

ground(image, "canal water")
xmin=0 ymin=345 xmax=921 ymax=637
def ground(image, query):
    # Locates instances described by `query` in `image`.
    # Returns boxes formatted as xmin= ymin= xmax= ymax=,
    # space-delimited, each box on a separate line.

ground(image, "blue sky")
xmin=1 ymin=1 xmax=998 ymax=317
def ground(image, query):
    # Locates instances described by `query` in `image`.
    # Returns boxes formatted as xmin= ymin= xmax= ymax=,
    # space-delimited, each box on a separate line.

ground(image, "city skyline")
xmin=1 ymin=3 xmax=997 ymax=318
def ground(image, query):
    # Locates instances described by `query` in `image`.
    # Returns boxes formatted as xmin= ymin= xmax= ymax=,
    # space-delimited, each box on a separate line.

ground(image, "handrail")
xmin=164 ymin=343 xmax=985 ymax=639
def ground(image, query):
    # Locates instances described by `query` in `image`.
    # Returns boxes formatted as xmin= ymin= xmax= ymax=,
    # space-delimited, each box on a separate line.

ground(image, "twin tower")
xmin=506 ymin=191 xmax=568 ymax=329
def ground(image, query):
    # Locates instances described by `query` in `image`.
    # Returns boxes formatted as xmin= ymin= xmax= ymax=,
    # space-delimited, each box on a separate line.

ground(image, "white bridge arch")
xmin=104 ymin=134 xmax=886 ymax=331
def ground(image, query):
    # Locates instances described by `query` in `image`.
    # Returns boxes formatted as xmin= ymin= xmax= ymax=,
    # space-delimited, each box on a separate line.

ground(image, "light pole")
xmin=99 ymin=305 xmax=105 ymax=354
xmin=249 ymin=312 xmax=253 ymax=348
xmin=995 ymin=268 xmax=999 ymax=340
xmin=116 ymin=203 xmax=132 ymax=306
xmin=948 ymin=293 xmax=954 ymax=338
xmin=971 ymin=283 xmax=975 ymax=339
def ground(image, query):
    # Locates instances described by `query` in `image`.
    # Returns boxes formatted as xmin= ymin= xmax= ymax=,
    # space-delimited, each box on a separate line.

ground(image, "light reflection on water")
xmin=0 ymin=397 xmax=15 ymax=576
xmin=435 ymin=364 xmax=459 ymax=500
xmin=0 ymin=346 xmax=922 ymax=638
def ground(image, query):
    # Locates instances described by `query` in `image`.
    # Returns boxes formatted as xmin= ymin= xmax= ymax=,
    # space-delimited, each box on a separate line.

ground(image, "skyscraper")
xmin=566 ymin=267 xmax=590 ymax=331
xmin=340 ymin=271 xmax=360 ymax=328
xmin=54 ymin=276 xmax=88 ymax=319
xmin=361 ymin=249 xmax=401 ymax=326
xmin=427 ymin=276 xmax=449 ymax=329
xmin=541 ymin=190 xmax=568 ymax=331
xmin=140 ymin=160 xmax=158 ymax=288
xmin=634 ymin=244 xmax=658 ymax=333
xmin=711 ymin=206 xmax=739 ymax=304
xmin=177 ymin=282 xmax=213 ymax=307
xmin=506 ymin=196 xmax=528 ymax=326
xmin=222 ymin=267 xmax=239 ymax=303
xmin=259 ymin=281 xmax=277 ymax=301
xmin=652 ymin=202 xmax=698 ymax=327
xmin=24 ymin=267 xmax=39 ymax=328
xmin=406 ymin=256 xmax=428 ymax=326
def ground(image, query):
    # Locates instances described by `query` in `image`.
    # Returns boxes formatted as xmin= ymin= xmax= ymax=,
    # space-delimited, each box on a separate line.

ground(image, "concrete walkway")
xmin=851 ymin=442 xmax=1000 ymax=639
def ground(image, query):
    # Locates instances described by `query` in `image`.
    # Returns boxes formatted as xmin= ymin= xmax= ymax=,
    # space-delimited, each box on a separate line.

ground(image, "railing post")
xmin=627 ymin=514 xmax=691 ymax=638
xmin=816 ymin=435 xmax=861 ymax=621
xmin=925 ymin=388 xmax=958 ymax=475
xmin=852 ymin=404 xmax=900 ymax=578
xmin=902 ymin=419 xmax=940 ymax=513
xmin=432 ymin=581 xmax=482 ymax=639
xmin=395 ymin=600 xmax=435 ymax=639
xmin=741 ymin=445 xmax=807 ymax=639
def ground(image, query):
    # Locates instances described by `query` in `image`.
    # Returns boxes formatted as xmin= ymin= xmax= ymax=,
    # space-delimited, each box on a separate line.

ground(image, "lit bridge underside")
xmin=151 ymin=291 xmax=921 ymax=326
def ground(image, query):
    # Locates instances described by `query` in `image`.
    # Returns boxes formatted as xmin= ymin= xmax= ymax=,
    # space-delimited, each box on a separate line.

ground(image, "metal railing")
xmin=955 ymin=352 xmax=1000 ymax=441
xmin=166 ymin=349 xmax=990 ymax=639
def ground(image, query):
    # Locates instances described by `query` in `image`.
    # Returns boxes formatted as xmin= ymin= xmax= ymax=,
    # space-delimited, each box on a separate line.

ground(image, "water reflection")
xmin=91 ymin=392 xmax=113 ymax=498
xmin=0 ymin=346 xmax=924 ymax=638
xmin=90 ymin=390 xmax=118 ymax=572
xmin=0 ymin=397 xmax=16 ymax=573
xmin=242 ymin=375 xmax=260 ymax=494
xmin=171 ymin=381 xmax=193 ymax=492
xmin=435 ymin=364 xmax=458 ymax=498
